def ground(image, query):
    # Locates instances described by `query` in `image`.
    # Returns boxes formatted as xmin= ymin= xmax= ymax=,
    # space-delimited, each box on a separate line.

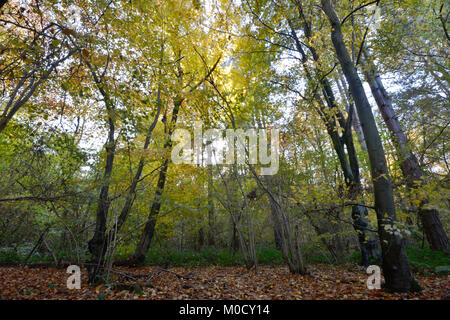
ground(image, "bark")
xmin=197 ymin=226 xmax=205 ymax=249
xmin=321 ymin=0 xmax=418 ymax=292
xmin=361 ymin=53 xmax=449 ymax=252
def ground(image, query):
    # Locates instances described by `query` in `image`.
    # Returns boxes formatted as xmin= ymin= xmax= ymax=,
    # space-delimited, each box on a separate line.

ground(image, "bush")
xmin=256 ymin=247 xmax=283 ymax=265
xmin=406 ymin=246 xmax=450 ymax=274
xmin=0 ymin=248 xmax=22 ymax=264
xmin=142 ymin=247 xmax=283 ymax=267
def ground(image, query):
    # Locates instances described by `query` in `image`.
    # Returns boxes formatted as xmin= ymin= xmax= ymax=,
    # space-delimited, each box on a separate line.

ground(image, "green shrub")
xmin=0 ymin=248 xmax=22 ymax=264
xmin=406 ymin=246 xmax=450 ymax=274
xmin=256 ymin=247 xmax=283 ymax=265
xmin=142 ymin=247 xmax=283 ymax=267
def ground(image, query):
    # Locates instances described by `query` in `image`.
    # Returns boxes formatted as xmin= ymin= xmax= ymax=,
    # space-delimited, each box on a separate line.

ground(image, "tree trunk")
xmin=133 ymin=98 xmax=183 ymax=264
xmin=321 ymin=0 xmax=418 ymax=292
xmin=87 ymin=112 xmax=115 ymax=283
xmin=362 ymin=53 xmax=449 ymax=252
xmin=86 ymin=63 xmax=116 ymax=284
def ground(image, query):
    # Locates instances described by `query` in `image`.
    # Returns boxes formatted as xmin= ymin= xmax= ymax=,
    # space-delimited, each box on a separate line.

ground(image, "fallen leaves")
xmin=0 ymin=264 xmax=448 ymax=300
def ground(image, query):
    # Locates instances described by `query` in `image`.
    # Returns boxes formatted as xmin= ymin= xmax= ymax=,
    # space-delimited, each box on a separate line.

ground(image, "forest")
xmin=0 ymin=0 xmax=449 ymax=301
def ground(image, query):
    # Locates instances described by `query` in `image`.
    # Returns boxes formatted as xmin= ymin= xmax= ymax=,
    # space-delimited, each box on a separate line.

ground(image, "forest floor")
xmin=0 ymin=264 xmax=448 ymax=300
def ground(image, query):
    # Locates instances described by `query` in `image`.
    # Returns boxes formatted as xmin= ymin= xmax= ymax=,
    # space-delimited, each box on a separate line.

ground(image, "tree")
xmin=321 ymin=0 xmax=418 ymax=293
xmin=84 ymin=56 xmax=117 ymax=283
xmin=362 ymin=52 xmax=449 ymax=252
xmin=133 ymin=51 xmax=221 ymax=264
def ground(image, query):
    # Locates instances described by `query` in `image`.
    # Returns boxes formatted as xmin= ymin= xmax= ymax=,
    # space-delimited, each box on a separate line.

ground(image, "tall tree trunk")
xmin=86 ymin=61 xmax=116 ymax=284
xmin=87 ymin=106 xmax=115 ymax=283
xmin=321 ymin=0 xmax=419 ymax=292
xmin=362 ymin=53 xmax=449 ymax=252
xmin=133 ymin=98 xmax=183 ymax=264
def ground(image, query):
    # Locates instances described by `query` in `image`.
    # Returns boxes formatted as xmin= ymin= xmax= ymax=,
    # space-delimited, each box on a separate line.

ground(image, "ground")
xmin=0 ymin=264 xmax=448 ymax=300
